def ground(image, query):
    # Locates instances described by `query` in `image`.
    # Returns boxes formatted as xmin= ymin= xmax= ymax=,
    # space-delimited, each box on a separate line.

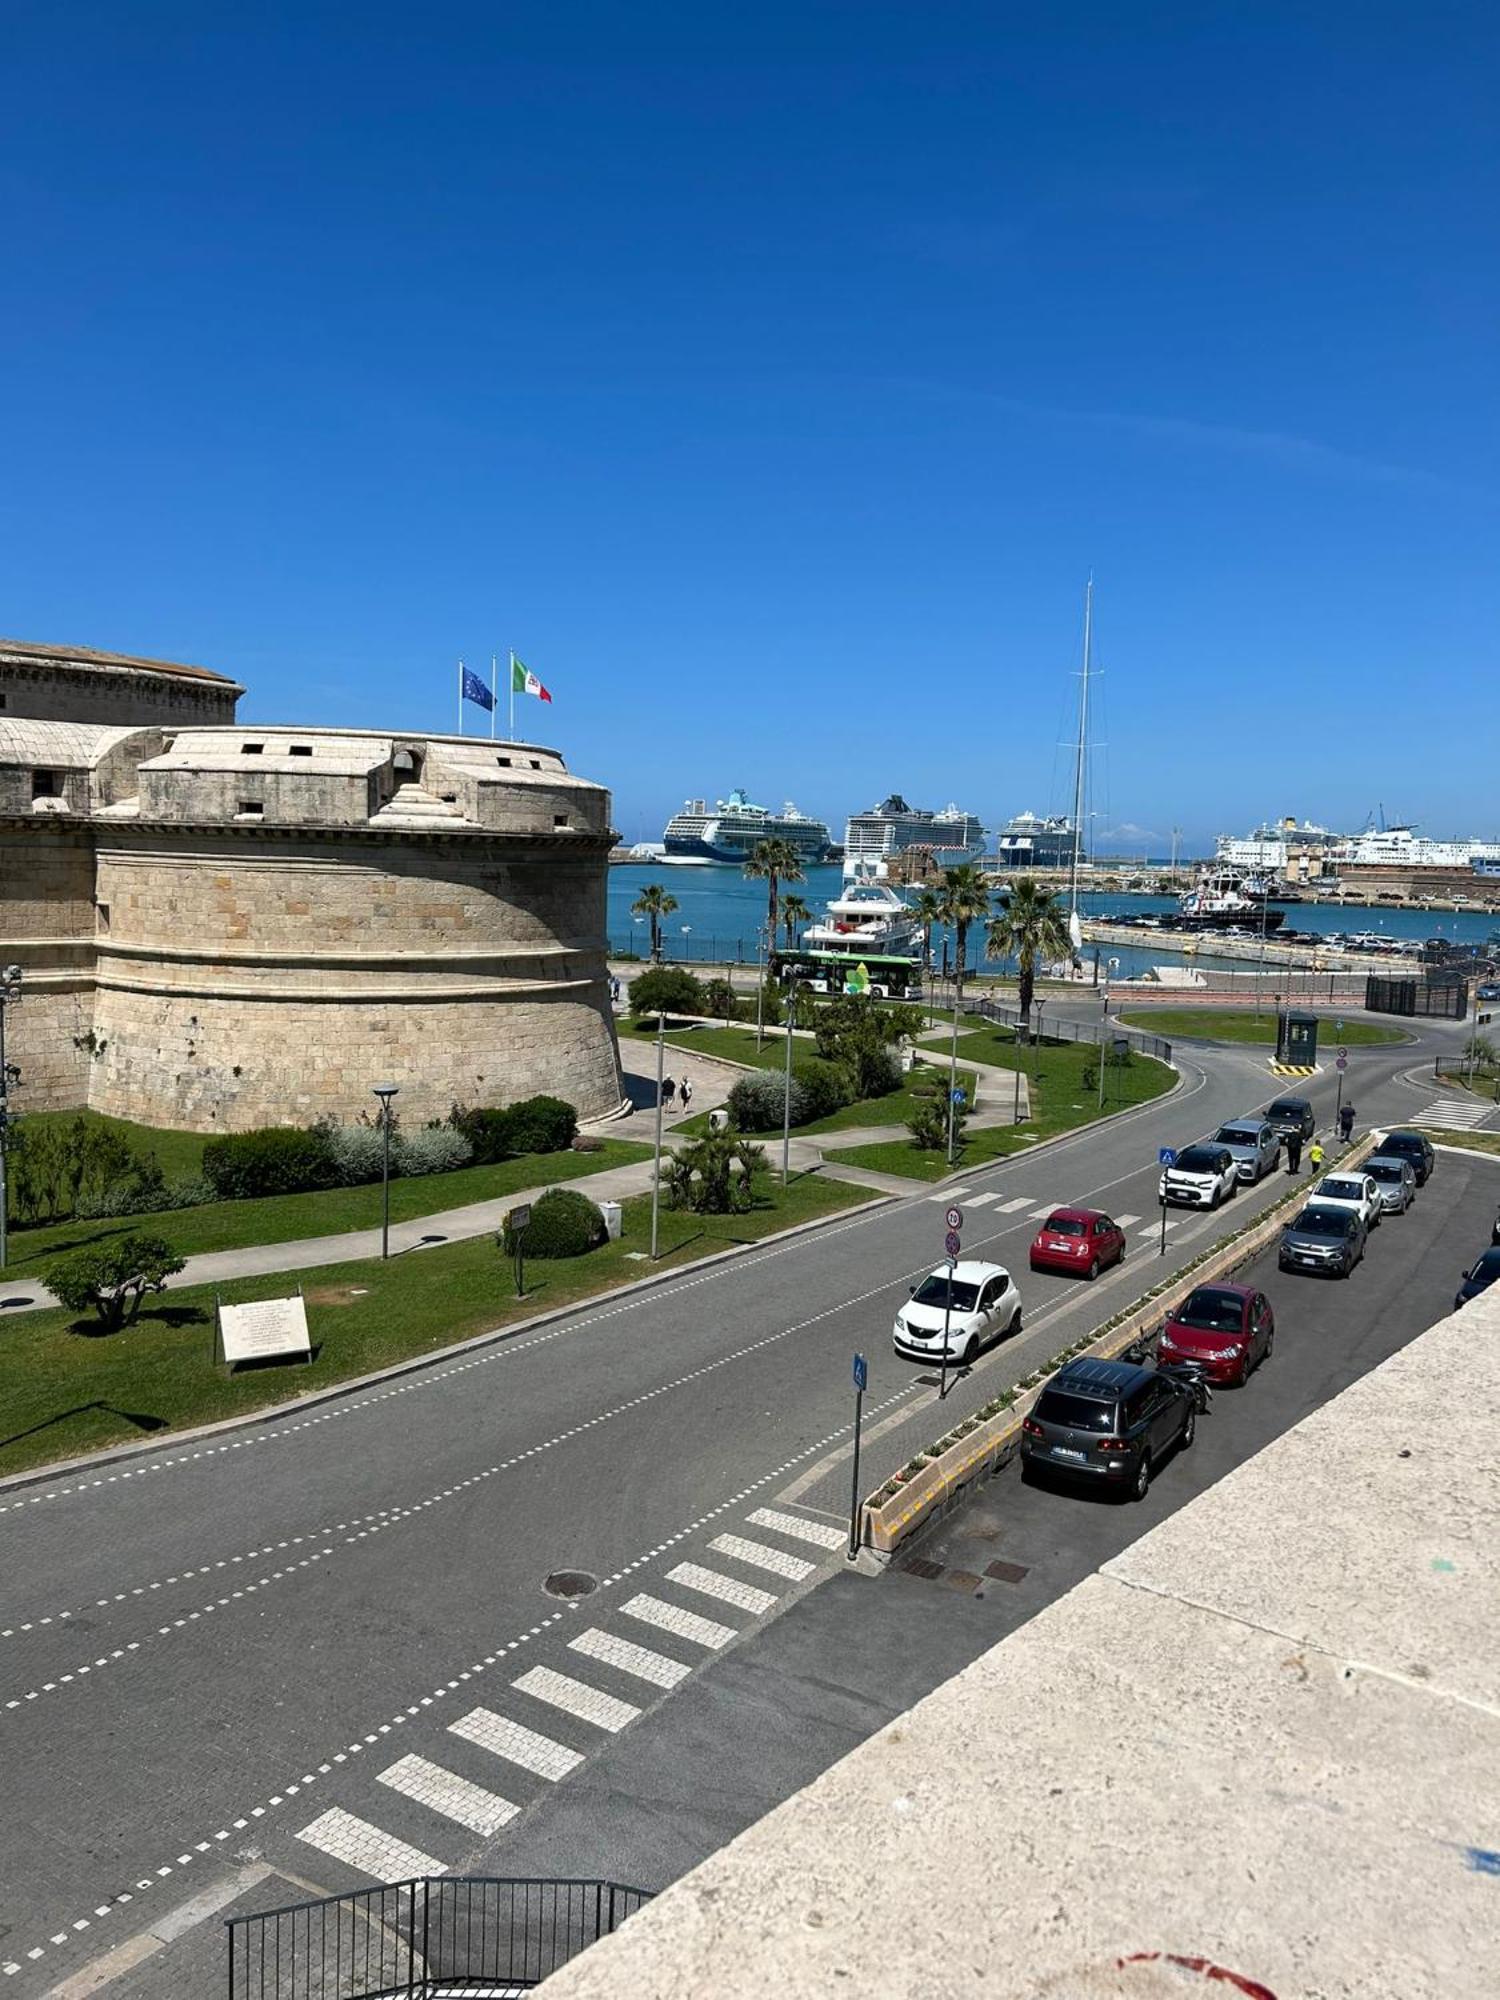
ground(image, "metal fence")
xmin=226 ymin=1877 xmax=652 ymax=1999
xmin=969 ymin=996 xmax=1173 ymax=1064
xmin=1365 ymin=976 xmax=1468 ymax=1020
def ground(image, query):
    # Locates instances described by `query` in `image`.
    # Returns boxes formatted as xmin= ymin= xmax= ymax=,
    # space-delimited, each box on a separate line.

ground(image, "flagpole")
xmin=508 ymin=649 xmax=515 ymax=742
xmin=457 ymin=658 xmax=463 ymax=738
xmin=490 ymin=654 xmax=498 ymax=740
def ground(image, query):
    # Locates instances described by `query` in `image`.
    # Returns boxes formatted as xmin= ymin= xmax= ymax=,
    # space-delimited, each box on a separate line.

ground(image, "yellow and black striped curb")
xmin=1268 ymin=1063 xmax=1317 ymax=1077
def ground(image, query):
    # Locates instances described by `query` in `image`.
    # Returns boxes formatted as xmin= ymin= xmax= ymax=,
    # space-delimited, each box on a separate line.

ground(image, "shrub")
xmin=504 ymin=1094 xmax=578 ymax=1154
xmin=399 ymin=1126 xmax=473 ymax=1176
xmin=201 ymin=1126 xmax=340 ymax=1200
xmin=791 ymin=1055 xmax=856 ymax=1120
xmin=628 ymin=966 xmax=704 ymax=1019
xmin=726 ymin=1069 xmax=802 ymax=1133
xmin=499 ymin=1187 xmax=606 ymax=1259
xmin=701 ymin=977 xmax=739 ymax=1021
xmin=327 ymin=1124 xmax=388 ymax=1186
xmin=812 ymin=995 xmax=910 ymax=1097
xmin=665 ymin=1131 xmax=766 ymax=1214
xmin=452 ymin=1107 xmax=516 ymax=1164
xmin=908 ymin=1094 xmax=967 ymax=1154
xmin=46 ymin=1233 xmax=186 ymax=1331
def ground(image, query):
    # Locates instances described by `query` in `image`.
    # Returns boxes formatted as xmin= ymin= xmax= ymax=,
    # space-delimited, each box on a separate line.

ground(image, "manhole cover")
xmin=985 ymin=1559 xmax=1032 ymax=1585
xmin=899 ymin=1556 xmax=945 ymax=1581
xmin=543 ymin=1570 xmax=598 ymax=1600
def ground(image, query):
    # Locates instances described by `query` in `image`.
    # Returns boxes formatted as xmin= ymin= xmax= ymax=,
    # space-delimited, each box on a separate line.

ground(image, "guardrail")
xmin=225 ymin=1876 xmax=652 ymax=1998
xmin=969 ymin=996 xmax=1173 ymax=1065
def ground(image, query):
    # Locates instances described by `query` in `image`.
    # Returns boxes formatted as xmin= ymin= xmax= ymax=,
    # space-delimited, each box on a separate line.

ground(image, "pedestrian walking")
xmin=661 ymin=1074 xmax=676 ymax=1109
xmin=610 ymin=974 xmax=621 ymax=1006
xmin=1308 ymin=1138 xmax=1325 ymax=1175
xmin=1285 ymin=1132 xmax=1303 ymax=1175
xmin=1338 ymin=1102 xmax=1355 ymax=1143
xmin=679 ymin=1076 xmax=693 ymax=1110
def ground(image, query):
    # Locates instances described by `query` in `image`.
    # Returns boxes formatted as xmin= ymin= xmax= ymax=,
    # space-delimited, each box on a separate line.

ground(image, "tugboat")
xmin=1163 ymin=868 xmax=1287 ymax=933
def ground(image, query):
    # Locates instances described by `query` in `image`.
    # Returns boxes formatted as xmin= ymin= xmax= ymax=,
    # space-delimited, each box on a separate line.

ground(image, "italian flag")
xmin=511 ymin=655 xmax=553 ymax=704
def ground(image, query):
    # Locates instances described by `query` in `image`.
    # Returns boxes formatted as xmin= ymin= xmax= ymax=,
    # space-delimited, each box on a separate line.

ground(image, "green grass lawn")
xmin=16 ymin=1108 xmax=213 ymax=1180
xmin=1116 ymin=1007 xmax=1408 ymax=1047
xmin=831 ymin=1035 xmax=1176 ymax=1183
xmin=1418 ymin=1127 xmax=1500 ymax=1155
xmin=619 ymin=1018 xmax=789 ymax=1070
xmin=0 ymin=1173 xmax=876 ymax=1480
xmin=3 ymin=1141 xmax=651 ymax=1276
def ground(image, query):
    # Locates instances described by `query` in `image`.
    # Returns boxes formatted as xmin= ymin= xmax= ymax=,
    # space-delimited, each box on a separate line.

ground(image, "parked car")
xmin=1158 ymin=1142 xmax=1238 ymax=1210
xmin=1264 ymin=1095 xmax=1316 ymax=1146
xmin=1028 ymin=1207 xmax=1127 ymax=1280
xmin=1158 ymin=1282 xmax=1275 ymax=1386
xmin=1211 ymin=1119 xmax=1280 ymax=1184
xmin=1309 ymin=1171 xmax=1383 ymax=1231
xmin=892 ymin=1260 xmax=1022 ymax=1365
xmin=1020 ymin=1357 xmax=1195 ymax=1501
xmin=1476 ymin=982 xmax=1500 ymax=1002
xmin=1455 ymin=1247 xmax=1500 ymax=1311
xmin=1279 ymin=1204 xmax=1368 ymax=1277
xmin=1376 ymin=1129 xmax=1435 ymax=1186
xmin=1363 ymin=1154 xmax=1417 ymax=1214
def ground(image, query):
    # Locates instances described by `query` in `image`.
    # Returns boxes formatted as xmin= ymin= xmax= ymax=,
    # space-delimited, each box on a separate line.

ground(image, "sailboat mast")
xmin=1068 ymin=575 xmax=1092 ymax=920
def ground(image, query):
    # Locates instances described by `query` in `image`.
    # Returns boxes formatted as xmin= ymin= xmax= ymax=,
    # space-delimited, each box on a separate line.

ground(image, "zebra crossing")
xmin=293 ymin=1504 xmax=845 ymax=1887
xmin=1410 ymin=1096 xmax=1493 ymax=1130
xmin=927 ymin=1186 xmax=1151 ymax=1232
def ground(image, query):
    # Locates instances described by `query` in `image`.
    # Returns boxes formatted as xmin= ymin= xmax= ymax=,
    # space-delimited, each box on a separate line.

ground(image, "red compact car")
xmin=1157 ymin=1282 xmax=1275 ymax=1386
xmin=1028 ymin=1207 xmax=1126 ymax=1280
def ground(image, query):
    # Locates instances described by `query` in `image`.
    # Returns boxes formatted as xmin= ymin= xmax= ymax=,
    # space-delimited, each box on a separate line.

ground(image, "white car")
xmin=1310 ymin=1172 xmax=1383 ymax=1231
xmin=1159 ymin=1142 xmax=1238 ymax=1210
xmin=893 ymin=1260 xmax=1022 ymax=1367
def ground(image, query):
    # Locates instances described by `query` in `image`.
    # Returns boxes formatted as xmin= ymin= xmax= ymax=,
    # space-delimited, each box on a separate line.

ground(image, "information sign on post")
xmin=847 ymin=1352 xmax=869 ymax=1562
xmin=507 ymin=1203 xmax=532 ymax=1299
xmin=1156 ymin=1149 xmax=1176 ymax=1257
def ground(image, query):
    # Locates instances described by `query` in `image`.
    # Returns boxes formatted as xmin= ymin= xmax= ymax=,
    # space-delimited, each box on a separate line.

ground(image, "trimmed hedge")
xmin=628 ymin=966 xmax=704 ymax=1018
xmin=201 ymin=1127 xmax=340 ymax=1200
xmin=500 ymin=1187 xmax=606 ymax=1259
xmin=452 ymin=1095 xmax=578 ymax=1164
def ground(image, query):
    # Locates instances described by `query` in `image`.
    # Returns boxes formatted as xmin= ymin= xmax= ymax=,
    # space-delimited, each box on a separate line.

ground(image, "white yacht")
xmin=802 ymin=874 xmax=924 ymax=958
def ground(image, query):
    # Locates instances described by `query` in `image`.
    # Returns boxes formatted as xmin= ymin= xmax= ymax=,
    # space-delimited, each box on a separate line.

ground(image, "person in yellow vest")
xmin=1308 ymin=1137 xmax=1326 ymax=1175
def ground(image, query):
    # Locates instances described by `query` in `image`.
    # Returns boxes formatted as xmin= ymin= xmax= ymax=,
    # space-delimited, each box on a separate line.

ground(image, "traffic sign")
xmin=945 ymin=1205 xmax=963 ymax=1231
xmin=944 ymin=1230 xmax=962 ymax=1259
xmin=852 ymin=1352 xmax=868 ymax=1393
xmin=1336 ymin=1052 xmax=1348 ymax=1072
xmin=1335 ymin=1019 xmax=1345 ymax=1036
xmin=1158 ymin=1147 xmax=1177 ymax=1167
xmin=951 ymin=1087 xmax=967 ymax=1106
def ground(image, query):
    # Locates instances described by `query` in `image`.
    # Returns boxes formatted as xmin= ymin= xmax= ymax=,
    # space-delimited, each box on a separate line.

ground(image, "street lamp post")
xmin=945 ymin=969 xmax=962 ymax=1166
xmin=781 ymin=972 xmax=801 ymax=1183
xmin=650 ymin=1009 xmax=666 ymax=1259
xmin=0 ymin=965 xmax=22 ymax=1273
xmin=372 ymin=1083 xmax=399 ymax=1259
xmin=1098 ymin=959 xmax=1120 ymax=1110
xmin=755 ymin=923 xmax=768 ymax=1049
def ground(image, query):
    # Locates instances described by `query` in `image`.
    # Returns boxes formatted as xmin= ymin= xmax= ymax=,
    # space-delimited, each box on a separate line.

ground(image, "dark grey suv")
xmin=1265 ymin=1095 xmax=1315 ymax=1145
xmin=1279 ymin=1203 xmax=1367 ymax=1277
xmin=1020 ymin=1357 xmax=1195 ymax=1502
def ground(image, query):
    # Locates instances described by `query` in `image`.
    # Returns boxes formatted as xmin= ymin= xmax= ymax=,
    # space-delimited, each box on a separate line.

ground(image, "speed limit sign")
xmin=945 ymin=1205 xmax=963 ymax=1230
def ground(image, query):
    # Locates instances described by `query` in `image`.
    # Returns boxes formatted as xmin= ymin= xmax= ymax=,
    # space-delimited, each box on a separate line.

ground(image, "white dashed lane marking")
xmin=449 ymin=1708 xmax=582 ymax=1782
xmin=377 ymin=1754 xmax=517 ymax=1836
xmin=745 ymin=1507 xmax=845 ymax=1550
xmin=512 ymin=1666 xmax=639 ymax=1734
xmin=620 ymin=1594 xmax=735 ymax=1651
xmin=707 ymin=1534 xmax=814 ymax=1582
xmin=569 ymin=1629 xmax=690 ymax=1689
xmin=667 ymin=1562 xmax=776 ymax=1616
xmin=296 ymin=1807 xmax=444 ymax=1881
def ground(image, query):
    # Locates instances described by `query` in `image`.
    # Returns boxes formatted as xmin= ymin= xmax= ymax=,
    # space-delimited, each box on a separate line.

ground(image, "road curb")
xmin=0 ymin=1188 xmax=895 ymax=1497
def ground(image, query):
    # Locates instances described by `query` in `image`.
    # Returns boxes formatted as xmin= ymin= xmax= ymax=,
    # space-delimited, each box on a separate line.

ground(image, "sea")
xmin=607 ymin=862 xmax=1499 ymax=983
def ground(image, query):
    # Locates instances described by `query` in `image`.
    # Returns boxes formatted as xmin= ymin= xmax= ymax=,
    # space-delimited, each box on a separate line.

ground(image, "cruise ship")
xmin=841 ymin=795 xmax=987 ymax=880
xmin=661 ymin=789 xmax=834 ymax=864
xmin=995 ymin=810 xmax=1080 ymax=871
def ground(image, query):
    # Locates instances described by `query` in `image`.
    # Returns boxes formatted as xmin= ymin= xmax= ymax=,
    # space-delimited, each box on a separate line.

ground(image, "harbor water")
xmin=607 ymin=862 xmax=1499 ymax=984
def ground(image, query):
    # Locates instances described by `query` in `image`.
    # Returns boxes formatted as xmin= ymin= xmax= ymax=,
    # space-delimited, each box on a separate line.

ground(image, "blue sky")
xmin=3 ymin=2 xmax=1496 ymax=850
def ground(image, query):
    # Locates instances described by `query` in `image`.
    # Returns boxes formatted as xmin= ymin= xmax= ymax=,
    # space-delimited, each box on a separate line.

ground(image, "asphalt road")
xmin=0 ymin=1014 xmax=1480 ymax=1994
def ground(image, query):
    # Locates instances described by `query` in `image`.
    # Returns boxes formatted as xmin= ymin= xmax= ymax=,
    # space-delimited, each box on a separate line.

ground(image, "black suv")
xmin=1378 ymin=1129 xmax=1435 ymax=1186
xmin=1020 ymin=1358 xmax=1195 ymax=1502
xmin=1265 ymin=1095 xmax=1315 ymax=1145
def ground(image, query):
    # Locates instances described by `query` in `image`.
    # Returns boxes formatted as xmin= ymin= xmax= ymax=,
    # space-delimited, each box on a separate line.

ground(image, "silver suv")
xmin=1211 ymin=1119 xmax=1279 ymax=1185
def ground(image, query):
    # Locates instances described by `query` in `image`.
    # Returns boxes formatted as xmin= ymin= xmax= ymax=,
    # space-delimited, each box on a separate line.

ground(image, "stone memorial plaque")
xmin=217 ymin=1294 xmax=312 ymax=1369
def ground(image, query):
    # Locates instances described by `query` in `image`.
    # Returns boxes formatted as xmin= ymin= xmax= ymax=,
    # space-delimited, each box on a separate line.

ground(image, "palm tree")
xmin=631 ymin=882 xmax=678 ymax=962
xmin=934 ymin=863 xmax=993 ymax=1011
xmin=985 ymin=875 xmax=1072 ymax=1039
xmin=780 ymin=893 xmax=810 ymax=949
xmin=906 ymin=884 xmax=948 ymax=1026
xmin=743 ymin=837 xmax=804 ymax=955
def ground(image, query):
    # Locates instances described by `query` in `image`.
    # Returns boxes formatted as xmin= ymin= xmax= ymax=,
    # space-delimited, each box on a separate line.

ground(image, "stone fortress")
xmin=0 ymin=637 xmax=624 ymax=1131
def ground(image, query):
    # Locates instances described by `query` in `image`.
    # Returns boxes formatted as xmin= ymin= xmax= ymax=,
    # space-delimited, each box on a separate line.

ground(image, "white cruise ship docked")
xmin=841 ymin=794 xmax=986 ymax=880
xmin=661 ymin=789 xmax=834 ymax=864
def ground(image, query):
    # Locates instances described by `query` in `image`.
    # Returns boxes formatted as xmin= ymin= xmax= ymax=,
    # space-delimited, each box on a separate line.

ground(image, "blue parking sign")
xmin=852 ymin=1352 xmax=868 ymax=1392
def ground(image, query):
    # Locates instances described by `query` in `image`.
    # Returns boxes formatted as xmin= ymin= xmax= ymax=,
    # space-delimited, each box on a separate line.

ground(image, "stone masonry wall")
xmin=0 ymin=658 xmax=239 ymax=728
xmin=0 ymin=822 xmax=98 ymax=1110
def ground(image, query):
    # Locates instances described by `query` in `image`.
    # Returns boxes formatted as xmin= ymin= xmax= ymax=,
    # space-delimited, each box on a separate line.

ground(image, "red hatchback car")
xmin=1028 ymin=1207 xmax=1126 ymax=1281
xmin=1158 ymin=1282 xmax=1275 ymax=1386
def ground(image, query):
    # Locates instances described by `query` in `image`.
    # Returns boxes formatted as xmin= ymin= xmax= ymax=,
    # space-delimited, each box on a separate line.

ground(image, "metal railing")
xmin=226 ymin=1877 xmax=652 ymax=1999
xmin=969 ymin=996 xmax=1173 ymax=1064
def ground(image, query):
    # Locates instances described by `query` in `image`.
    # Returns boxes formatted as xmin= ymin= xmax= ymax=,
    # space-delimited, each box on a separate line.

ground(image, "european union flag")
xmin=461 ymin=665 xmax=494 ymax=711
